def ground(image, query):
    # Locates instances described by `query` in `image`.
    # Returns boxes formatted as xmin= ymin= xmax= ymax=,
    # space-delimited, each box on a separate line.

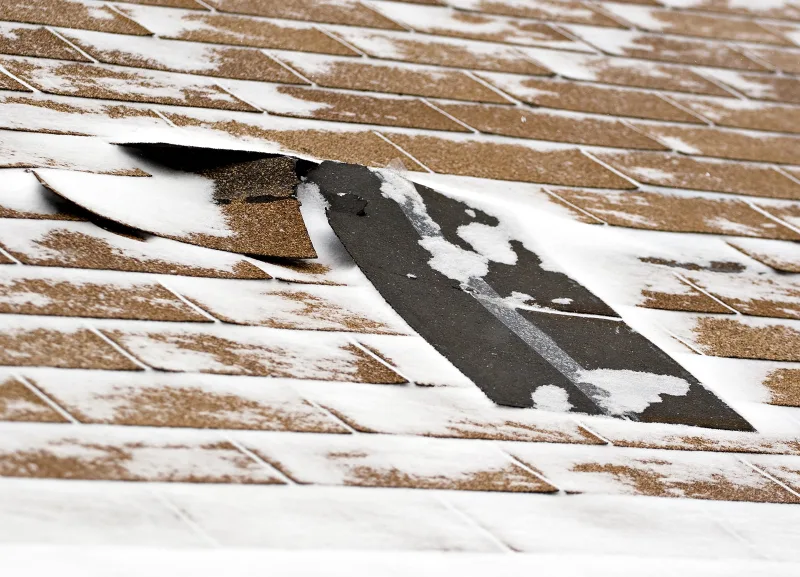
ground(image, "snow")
xmin=578 ymin=368 xmax=691 ymax=415
xmin=531 ymin=385 xmax=574 ymax=412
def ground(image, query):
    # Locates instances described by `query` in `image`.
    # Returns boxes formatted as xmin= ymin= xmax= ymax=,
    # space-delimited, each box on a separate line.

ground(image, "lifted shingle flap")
xmin=35 ymin=143 xmax=317 ymax=259
xmin=305 ymin=161 xmax=753 ymax=431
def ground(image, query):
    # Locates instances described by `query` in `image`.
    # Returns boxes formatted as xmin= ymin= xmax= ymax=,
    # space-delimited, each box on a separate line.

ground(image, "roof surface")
xmin=0 ymin=0 xmax=800 ymax=574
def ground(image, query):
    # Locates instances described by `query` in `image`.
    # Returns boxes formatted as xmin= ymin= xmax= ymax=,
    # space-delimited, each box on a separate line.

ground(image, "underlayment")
xmin=304 ymin=161 xmax=752 ymax=431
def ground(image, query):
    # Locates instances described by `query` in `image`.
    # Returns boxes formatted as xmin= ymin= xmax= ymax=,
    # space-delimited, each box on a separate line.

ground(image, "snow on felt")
xmin=34 ymin=160 xmax=316 ymax=259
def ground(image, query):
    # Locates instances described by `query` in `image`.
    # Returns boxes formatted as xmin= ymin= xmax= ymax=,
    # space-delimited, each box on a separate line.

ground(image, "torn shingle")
xmin=30 ymin=371 xmax=349 ymax=433
xmin=0 ymin=322 xmax=142 ymax=370
xmin=0 ymin=0 xmax=153 ymax=35
xmin=597 ymin=151 xmax=800 ymax=200
xmin=34 ymin=146 xmax=317 ymax=259
xmin=0 ymin=170 xmax=87 ymax=220
xmin=381 ymin=134 xmax=636 ymax=187
xmin=0 ymin=269 xmax=212 ymax=322
xmin=478 ymin=73 xmax=704 ymax=123
xmin=0 ymin=377 xmax=66 ymax=423
xmin=61 ymin=30 xmax=309 ymax=84
xmin=0 ymin=219 xmax=270 ymax=280
xmin=1 ymin=58 xmax=259 ymax=112
xmin=0 ymin=23 xmax=89 ymax=61
xmin=105 ymin=326 xmax=406 ymax=382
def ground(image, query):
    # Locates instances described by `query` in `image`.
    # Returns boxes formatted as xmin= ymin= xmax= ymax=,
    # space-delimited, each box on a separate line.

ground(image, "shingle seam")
xmin=372 ymin=131 xmax=434 ymax=172
xmin=673 ymin=273 xmax=742 ymax=315
xmin=656 ymin=93 xmax=715 ymax=125
xmin=0 ymin=63 xmax=38 ymax=92
xmin=87 ymin=325 xmax=151 ymax=371
xmin=661 ymin=326 xmax=707 ymax=356
xmin=580 ymin=149 xmax=641 ymax=187
xmin=347 ymin=337 xmax=413 ymax=384
xmin=262 ymin=51 xmax=317 ymax=85
xmin=151 ymin=108 xmax=179 ymax=127
xmin=738 ymin=457 xmax=800 ymax=500
xmin=492 ymin=444 xmax=566 ymax=493
xmin=435 ymin=495 xmax=515 ymax=553
xmin=157 ymin=280 xmax=221 ymax=323
xmin=0 ymin=246 xmax=22 ymax=265
xmin=14 ymin=373 xmax=80 ymax=424
xmin=148 ymin=487 xmax=221 ymax=548
xmin=224 ymin=435 xmax=298 ymax=485
xmin=299 ymin=397 xmax=360 ymax=435
xmin=574 ymin=419 xmax=615 ymax=445
xmin=102 ymin=2 xmax=155 ymax=36
xmin=314 ymin=26 xmax=370 ymax=56
xmin=420 ymin=98 xmax=479 ymax=133
xmin=541 ymin=188 xmax=608 ymax=225
xmin=746 ymin=202 xmax=800 ymax=236
xmin=46 ymin=27 xmax=98 ymax=63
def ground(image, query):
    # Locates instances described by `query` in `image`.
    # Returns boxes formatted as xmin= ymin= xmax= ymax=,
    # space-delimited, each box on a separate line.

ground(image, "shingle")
xmin=447 ymin=0 xmax=623 ymax=27
xmin=205 ymin=0 xmax=404 ymax=29
xmin=478 ymin=73 xmax=704 ymax=123
xmin=0 ymin=71 xmax=29 ymax=92
xmin=0 ymin=23 xmax=89 ymax=61
xmin=62 ymin=30 xmax=308 ymax=84
xmin=167 ymin=277 xmax=410 ymax=334
xmin=120 ymin=4 xmax=357 ymax=55
xmin=728 ymin=238 xmax=800 ymax=273
xmin=0 ymin=93 xmax=170 ymax=137
xmin=0 ymin=426 xmax=285 ymax=483
xmin=658 ymin=0 xmax=800 ymax=20
xmin=745 ymin=45 xmax=800 ymax=75
xmin=380 ymin=133 xmax=636 ymax=187
xmin=31 ymin=371 xmax=349 ymax=432
xmin=371 ymin=2 xmax=593 ymax=50
xmin=0 ymin=0 xmax=153 ymax=35
xmin=107 ymin=0 xmax=208 ymax=8
xmin=0 ymin=269 xmax=212 ymax=322
xmin=0 ymin=322 xmax=142 ymax=370
xmin=2 ymin=58 xmax=259 ymax=112
xmin=438 ymin=102 xmax=668 ymax=149
xmin=507 ymin=444 xmax=799 ymax=503
xmin=602 ymin=3 xmax=793 ymax=45
xmin=667 ymin=315 xmax=800 ymax=362
xmin=0 ymin=376 xmax=66 ymax=423
xmin=748 ymin=455 xmax=800 ymax=495
xmin=36 ymin=166 xmax=317 ymax=259
xmin=299 ymin=382 xmax=605 ymax=443
xmin=685 ymin=270 xmax=800 ymax=320
xmin=636 ymin=123 xmax=800 ymax=165
xmin=0 ymin=132 xmax=148 ymax=175
xmin=105 ymin=325 xmax=407 ymax=382
xmin=761 ymin=369 xmax=800 ymax=408
xmin=753 ymin=201 xmax=800 ymax=232
xmin=523 ymin=47 xmax=731 ymax=96
xmin=165 ymin=111 xmax=428 ymax=169
xmin=553 ymin=188 xmax=800 ymax=240
xmin=332 ymin=28 xmax=551 ymax=75
xmin=275 ymin=52 xmax=511 ymax=104
xmin=228 ymin=83 xmax=469 ymax=131
xmin=0 ymin=219 xmax=271 ymax=280
xmin=671 ymin=95 xmax=800 ymax=134
xmin=244 ymin=432 xmax=557 ymax=492
xmin=0 ymin=169 xmax=88 ymax=220
xmin=566 ymin=26 xmax=768 ymax=71
xmin=597 ymin=151 xmax=800 ymax=199
xmin=703 ymin=68 xmax=800 ymax=104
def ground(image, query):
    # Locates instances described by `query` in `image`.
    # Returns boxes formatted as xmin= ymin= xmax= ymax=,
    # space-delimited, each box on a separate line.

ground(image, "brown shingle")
xmin=0 ymin=0 xmax=152 ymax=35
xmin=753 ymin=202 xmax=800 ymax=232
xmin=166 ymin=112 xmax=429 ymax=169
xmin=124 ymin=7 xmax=357 ymax=55
xmin=762 ymin=369 xmax=800 ymax=408
xmin=62 ymin=31 xmax=308 ymax=84
xmin=107 ymin=0 xmax=208 ymax=8
xmin=0 ymin=430 xmax=285 ymax=484
xmin=603 ymin=4 xmax=793 ymax=45
xmin=0 ymin=324 xmax=142 ymax=370
xmin=105 ymin=327 xmax=407 ymax=382
xmin=569 ymin=27 xmax=768 ymax=71
xmin=728 ymin=238 xmax=800 ymax=274
xmin=252 ymin=85 xmax=469 ymax=132
xmin=0 ymin=272 xmax=212 ymax=322
xmin=636 ymin=123 xmax=800 ymax=165
xmin=438 ymin=102 xmax=668 ymax=149
xmin=479 ymin=74 xmax=704 ymax=123
xmin=0 ymin=219 xmax=271 ymax=279
xmin=0 ymin=377 xmax=66 ymax=423
xmin=0 ymin=71 xmax=29 ymax=92
xmin=334 ymin=28 xmax=550 ymax=75
xmin=448 ymin=0 xmax=622 ymax=27
xmin=660 ymin=0 xmax=800 ymax=20
xmin=685 ymin=272 xmax=800 ymax=320
xmin=707 ymin=70 xmax=800 ymax=104
xmin=33 ymin=373 xmax=349 ymax=432
xmin=276 ymin=53 xmax=510 ymax=104
xmin=597 ymin=151 xmax=800 ymax=199
xmin=672 ymin=95 xmax=800 ymax=134
xmin=554 ymin=188 xmax=800 ymax=240
xmin=0 ymin=25 xmax=89 ymax=61
xmin=681 ymin=316 xmax=800 ymax=361
xmin=206 ymin=0 xmax=404 ymax=29
xmin=382 ymin=133 xmax=637 ymax=187
xmin=2 ymin=58 xmax=259 ymax=112
xmin=745 ymin=46 xmax=800 ymax=75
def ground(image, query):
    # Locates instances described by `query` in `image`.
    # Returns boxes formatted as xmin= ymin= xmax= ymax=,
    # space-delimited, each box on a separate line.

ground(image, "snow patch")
xmin=578 ymin=368 xmax=691 ymax=416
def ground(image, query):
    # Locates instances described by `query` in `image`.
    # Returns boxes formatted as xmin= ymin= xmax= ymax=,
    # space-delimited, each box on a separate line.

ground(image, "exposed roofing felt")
xmin=0 ymin=0 xmax=799 ymax=573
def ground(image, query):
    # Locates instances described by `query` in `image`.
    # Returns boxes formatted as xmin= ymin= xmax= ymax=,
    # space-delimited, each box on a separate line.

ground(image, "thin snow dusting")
xmin=578 ymin=368 xmax=691 ymax=416
xmin=531 ymin=385 xmax=574 ymax=413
